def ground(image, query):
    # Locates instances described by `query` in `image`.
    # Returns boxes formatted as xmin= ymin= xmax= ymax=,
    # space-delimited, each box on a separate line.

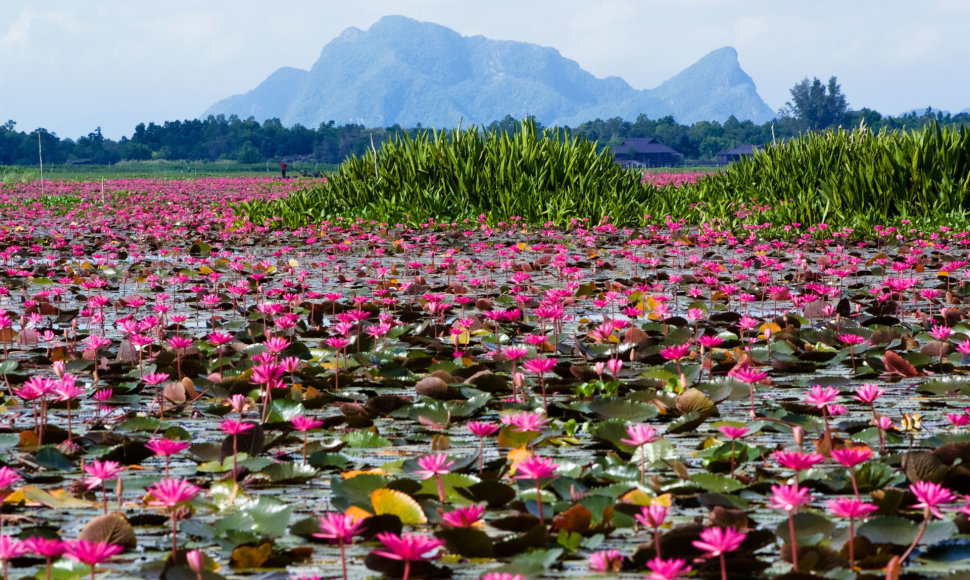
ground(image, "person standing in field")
xmin=279 ymin=161 xmax=287 ymax=179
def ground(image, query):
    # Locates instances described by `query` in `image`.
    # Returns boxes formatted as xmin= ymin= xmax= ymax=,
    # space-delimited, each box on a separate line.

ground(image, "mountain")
xmin=205 ymin=15 xmax=775 ymax=128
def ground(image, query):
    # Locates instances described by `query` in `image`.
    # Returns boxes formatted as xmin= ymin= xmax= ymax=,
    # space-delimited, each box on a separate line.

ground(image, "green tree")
xmin=236 ymin=141 xmax=262 ymax=163
xmin=781 ymin=76 xmax=848 ymax=130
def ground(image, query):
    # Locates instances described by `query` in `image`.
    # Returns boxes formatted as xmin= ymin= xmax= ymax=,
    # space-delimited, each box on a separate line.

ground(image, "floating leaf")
xmin=436 ymin=527 xmax=494 ymax=558
xmin=859 ymin=516 xmax=957 ymax=546
xmin=689 ymin=472 xmax=745 ymax=493
xmin=775 ymin=512 xmax=835 ymax=545
xmin=370 ymin=488 xmax=427 ymax=524
xmin=230 ymin=543 xmax=273 ymax=569
xmin=17 ymin=485 xmax=93 ymax=508
xmin=342 ymin=430 xmax=391 ymax=448
xmin=589 ymin=399 xmax=659 ymax=421
xmin=79 ymin=513 xmax=137 ymax=549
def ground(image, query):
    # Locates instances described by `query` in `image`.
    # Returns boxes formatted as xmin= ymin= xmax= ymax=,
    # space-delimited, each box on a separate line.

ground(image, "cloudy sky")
xmin=2 ymin=0 xmax=967 ymax=139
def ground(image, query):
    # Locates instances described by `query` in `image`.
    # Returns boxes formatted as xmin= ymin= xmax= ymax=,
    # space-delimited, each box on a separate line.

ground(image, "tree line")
xmin=1 ymin=77 xmax=966 ymax=167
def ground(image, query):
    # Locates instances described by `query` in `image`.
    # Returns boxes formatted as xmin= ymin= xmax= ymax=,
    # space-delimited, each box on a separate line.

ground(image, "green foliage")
xmin=240 ymin=119 xmax=649 ymax=227
xmin=689 ymin=123 xmax=970 ymax=230
xmin=237 ymin=121 xmax=970 ymax=234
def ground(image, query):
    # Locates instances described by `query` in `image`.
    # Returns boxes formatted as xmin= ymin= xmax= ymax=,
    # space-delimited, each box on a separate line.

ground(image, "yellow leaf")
xmin=517 ymin=242 xmax=529 ymax=251
xmin=619 ymin=489 xmax=652 ymax=505
xmin=506 ymin=447 xmax=532 ymax=476
xmin=345 ymin=506 xmax=372 ymax=521
xmin=198 ymin=266 xmax=213 ymax=275
xmin=19 ymin=485 xmax=93 ymax=508
xmin=341 ymin=468 xmax=389 ymax=479
xmin=371 ymin=488 xmax=427 ymax=524
xmin=759 ymin=322 xmax=781 ymax=337
xmin=231 ymin=543 xmax=273 ymax=569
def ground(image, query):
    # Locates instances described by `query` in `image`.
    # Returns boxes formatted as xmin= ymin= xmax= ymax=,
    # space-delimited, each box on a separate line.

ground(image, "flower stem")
xmin=339 ymin=540 xmax=348 ymax=580
xmin=171 ymin=511 xmax=178 ymax=561
xmin=900 ymin=510 xmax=929 ymax=563
xmin=435 ymin=475 xmax=446 ymax=503
xmin=848 ymin=517 xmax=856 ymax=570
xmin=535 ymin=480 xmax=544 ymax=525
xmin=788 ymin=511 xmax=799 ymax=571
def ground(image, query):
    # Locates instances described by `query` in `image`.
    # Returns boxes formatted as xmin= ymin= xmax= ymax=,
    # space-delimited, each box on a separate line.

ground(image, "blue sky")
xmin=2 ymin=0 xmax=967 ymax=139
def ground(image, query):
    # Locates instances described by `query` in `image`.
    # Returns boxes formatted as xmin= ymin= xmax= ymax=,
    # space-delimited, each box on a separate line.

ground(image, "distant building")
xmin=611 ymin=138 xmax=683 ymax=168
xmin=715 ymin=144 xmax=760 ymax=164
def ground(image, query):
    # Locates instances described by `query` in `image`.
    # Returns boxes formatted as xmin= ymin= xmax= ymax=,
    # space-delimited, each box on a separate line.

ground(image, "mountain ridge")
xmin=205 ymin=15 xmax=776 ymax=128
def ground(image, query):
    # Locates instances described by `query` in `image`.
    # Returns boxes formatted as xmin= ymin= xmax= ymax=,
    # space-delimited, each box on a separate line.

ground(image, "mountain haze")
xmin=205 ymin=15 xmax=775 ymax=128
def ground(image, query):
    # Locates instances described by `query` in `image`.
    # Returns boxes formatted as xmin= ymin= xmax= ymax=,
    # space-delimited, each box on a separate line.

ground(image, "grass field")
xmin=0 ymin=159 xmax=338 ymax=182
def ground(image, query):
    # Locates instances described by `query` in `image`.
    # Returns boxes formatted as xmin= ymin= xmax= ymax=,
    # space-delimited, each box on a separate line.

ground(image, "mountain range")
xmin=204 ymin=15 xmax=776 ymax=129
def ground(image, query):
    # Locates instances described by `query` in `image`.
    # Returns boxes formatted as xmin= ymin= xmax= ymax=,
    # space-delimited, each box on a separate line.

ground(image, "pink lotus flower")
xmin=831 ymin=446 xmax=872 ymax=467
xmin=660 ymin=343 xmax=690 ymax=361
xmin=148 ymin=477 xmax=200 ymax=507
xmin=692 ymin=526 xmax=746 ymax=557
xmin=646 ymin=557 xmax=692 ymax=580
xmin=291 ymin=415 xmax=324 ymax=432
xmin=514 ymin=455 xmax=559 ymax=480
xmin=0 ymin=467 xmax=21 ymax=490
xmin=588 ymin=549 xmax=624 ymax=572
xmin=479 ymin=574 xmax=523 ymax=580
xmin=717 ymin=425 xmax=749 ymax=440
xmin=166 ymin=335 xmax=193 ymax=350
xmin=606 ymin=358 xmax=623 ymax=377
xmin=697 ymin=335 xmax=723 ymax=348
xmin=827 ymin=497 xmax=878 ymax=519
xmin=146 ymin=437 xmax=190 ymax=457
xmin=929 ymin=324 xmax=953 ymax=341
xmin=264 ymin=336 xmax=290 ymax=354
xmin=522 ymin=357 xmax=556 ymax=374
xmin=502 ymin=345 xmax=529 ymax=360
xmin=374 ymin=532 xmax=444 ymax=580
xmin=838 ymin=333 xmax=867 ymax=346
xmin=414 ymin=453 xmax=455 ymax=480
xmin=64 ymin=539 xmax=123 ymax=578
xmin=314 ymin=512 xmax=363 ymax=580
xmin=219 ymin=418 xmax=255 ymax=435
xmin=772 ymin=449 xmax=825 ymax=472
xmin=148 ymin=477 xmax=202 ymax=560
xmin=621 ymin=423 xmax=658 ymax=446
xmin=826 ymin=497 xmax=877 ymax=569
xmin=440 ymin=504 xmax=485 ymax=527
xmin=514 ymin=455 xmax=559 ymax=525
xmin=804 ymin=385 xmax=841 ymax=408
xmin=0 ymin=534 xmax=26 ymax=578
xmin=910 ymin=481 xmax=956 ymax=519
xmin=83 ymin=459 xmax=123 ymax=514
xmin=500 ymin=410 xmax=548 ymax=432
xmin=314 ymin=512 xmax=364 ymax=544
xmin=467 ymin=421 xmax=499 ymax=438
xmin=728 ymin=365 xmax=768 ymax=384
xmin=24 ymin=536 xmax=66 ymax=578
xmin=769 ymin=482 xmax=811 ymax=512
